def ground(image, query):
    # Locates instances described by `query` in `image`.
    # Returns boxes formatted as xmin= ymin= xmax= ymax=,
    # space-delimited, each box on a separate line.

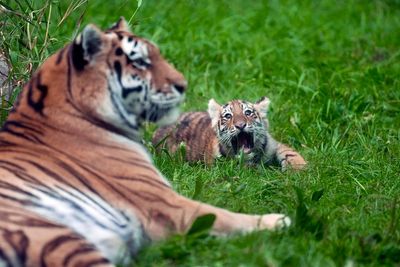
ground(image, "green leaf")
xmin=187 ymin=214 xmax=216 ymax=236
xmin=311 ymin=189 xmax=324 ymax=202
xmin=192 ymin=176 xmax=204 ymax=200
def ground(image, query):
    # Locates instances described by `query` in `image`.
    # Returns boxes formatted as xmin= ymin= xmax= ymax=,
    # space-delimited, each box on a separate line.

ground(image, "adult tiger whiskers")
xmin=0 ymin=18 xmax=289 ymax=267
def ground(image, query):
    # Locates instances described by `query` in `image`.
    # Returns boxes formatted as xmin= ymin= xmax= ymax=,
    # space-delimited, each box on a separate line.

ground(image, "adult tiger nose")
xmin=174 ymin=80 xmax=187 ymax=94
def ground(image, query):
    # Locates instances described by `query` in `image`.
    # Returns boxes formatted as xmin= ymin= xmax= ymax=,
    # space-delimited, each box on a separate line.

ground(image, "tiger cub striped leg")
xmin=276 ymin=143 xmax=307 ymax=170
xmin=0 ymin=207 xmax=114 ymax=267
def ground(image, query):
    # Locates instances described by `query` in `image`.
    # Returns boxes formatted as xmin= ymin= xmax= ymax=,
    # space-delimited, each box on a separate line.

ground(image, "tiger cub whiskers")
xmin=153 ymin=97 xmax=307 ymax=170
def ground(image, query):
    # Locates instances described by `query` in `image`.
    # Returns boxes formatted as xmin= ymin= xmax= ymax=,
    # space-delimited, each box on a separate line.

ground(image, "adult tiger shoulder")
xmin=153 ymin=97 xmax=307 ymax=170
xmin=0 ymin=18 xmax=289 ymax=266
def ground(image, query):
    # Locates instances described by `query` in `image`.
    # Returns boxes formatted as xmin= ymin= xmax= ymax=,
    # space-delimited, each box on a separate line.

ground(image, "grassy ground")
xmin=1 ymin=0 xmax=400 ymax=266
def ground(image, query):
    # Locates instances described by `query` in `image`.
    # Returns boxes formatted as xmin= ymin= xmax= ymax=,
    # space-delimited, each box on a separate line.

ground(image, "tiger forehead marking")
xmin=121 ymin=37 xmax=151 ymax=67
xmin=219 ymin=100 xmax=261 ymax=131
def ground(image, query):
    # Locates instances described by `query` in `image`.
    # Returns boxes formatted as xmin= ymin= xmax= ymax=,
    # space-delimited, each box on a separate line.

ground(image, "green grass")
xmin=1 ymin=0 xmax=400 ymax=266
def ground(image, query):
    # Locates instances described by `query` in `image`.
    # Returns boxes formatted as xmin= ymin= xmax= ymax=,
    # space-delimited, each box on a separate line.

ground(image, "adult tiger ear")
xmin=208 ymin=98 xmax=221 ymax=127
xmin=108 ymin=17 xmax=131 ymax=32
xmin=72 ymin=24 xmax=103 ymax=71
xmin=254 ymin=96 xmax=270 ymax=118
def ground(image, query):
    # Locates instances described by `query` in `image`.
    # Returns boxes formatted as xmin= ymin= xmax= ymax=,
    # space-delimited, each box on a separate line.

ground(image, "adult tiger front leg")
xmin=145 ymin=193 xmax=290 ymax=239
xmin=106 ymin=161 xmax=290 ymax=241
xmin=0 ymin=17 xmax=289 ymax=266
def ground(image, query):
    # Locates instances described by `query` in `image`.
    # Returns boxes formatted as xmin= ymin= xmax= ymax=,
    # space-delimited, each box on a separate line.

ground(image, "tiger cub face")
xmin=68 ymin=18 xmax=186 ymax=137
xmin=208 ymin=97 xmax=270 ymax=161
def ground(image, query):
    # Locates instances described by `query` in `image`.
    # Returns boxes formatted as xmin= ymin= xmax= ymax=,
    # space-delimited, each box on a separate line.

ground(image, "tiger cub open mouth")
xmin=231 ymin=132 xmax=254 ymax=154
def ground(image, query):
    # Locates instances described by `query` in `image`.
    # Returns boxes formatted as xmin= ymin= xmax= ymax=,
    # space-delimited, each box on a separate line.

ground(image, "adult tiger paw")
xmin=259 ymin=213 xmax=291 ymax=230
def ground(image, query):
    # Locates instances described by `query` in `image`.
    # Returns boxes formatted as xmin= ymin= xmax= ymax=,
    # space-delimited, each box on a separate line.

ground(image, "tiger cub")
xmin=153 ymin=97 xmax=306 ymax=170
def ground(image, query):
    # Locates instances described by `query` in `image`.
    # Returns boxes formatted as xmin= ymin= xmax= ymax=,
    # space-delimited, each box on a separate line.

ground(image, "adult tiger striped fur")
xmin=153 ymin=97 xmax=307 ymax=170
xmin=0 ymin=18 xmax=289 ymax=267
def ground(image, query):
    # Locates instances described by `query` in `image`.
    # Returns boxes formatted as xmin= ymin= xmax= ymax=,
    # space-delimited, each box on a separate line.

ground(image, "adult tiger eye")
xmin=245 ymin=110 xmax=252 ymax=116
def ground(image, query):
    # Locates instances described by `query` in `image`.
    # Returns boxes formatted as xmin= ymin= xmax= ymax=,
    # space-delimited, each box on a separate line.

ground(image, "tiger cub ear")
xmin=208 ymin=99 xmax=222 ymax=127
xmin=254 ymin=96 xmax=271 ymax=118
xmin=108 ymin=17 xmax=131 ymax=32
xmin=72 ymin=24 xmax=103 ymax=71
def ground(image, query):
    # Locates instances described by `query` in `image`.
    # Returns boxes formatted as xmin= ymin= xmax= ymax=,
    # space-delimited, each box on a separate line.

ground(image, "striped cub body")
xmin=153 ymin=98 xmax=306 ymax=170
xmin=0 ymin=18 xmax=289 ymax=267
xmin=153 ymin=112 xmax=218 ymax=164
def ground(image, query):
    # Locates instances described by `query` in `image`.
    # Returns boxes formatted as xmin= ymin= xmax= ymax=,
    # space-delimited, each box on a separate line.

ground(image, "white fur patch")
xmin=28 ymin=185 xmax=144 ymax=265
xmin=155 ymin=107 xmax=180 ymax=127
xmin=121 ymin=37 xmax=150 ymax=65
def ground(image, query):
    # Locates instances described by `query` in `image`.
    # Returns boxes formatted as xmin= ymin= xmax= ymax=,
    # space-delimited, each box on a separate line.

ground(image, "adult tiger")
xmin=153 ymin=98 xmax=307 ymax=169
xmin=0 ymin=18 xmax=289 ymax=267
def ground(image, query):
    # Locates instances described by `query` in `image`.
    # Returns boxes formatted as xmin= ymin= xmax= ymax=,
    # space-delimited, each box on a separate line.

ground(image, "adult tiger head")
xmin=208 ymin=97 xmax=270 ymax=158
xmin=13 ymin=18 xmax=186 ymax=139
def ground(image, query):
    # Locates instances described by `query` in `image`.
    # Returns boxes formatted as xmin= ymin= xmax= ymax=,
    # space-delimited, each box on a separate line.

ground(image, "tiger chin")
xmin=153 ymin=97 xmax=307 ymax=170
xmin=0 ymin=18 xmax=290 ymax=267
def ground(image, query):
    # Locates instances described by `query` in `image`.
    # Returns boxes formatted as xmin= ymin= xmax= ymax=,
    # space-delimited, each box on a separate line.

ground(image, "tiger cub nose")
xmin=234 ymin=122 xmax=246 ymax=130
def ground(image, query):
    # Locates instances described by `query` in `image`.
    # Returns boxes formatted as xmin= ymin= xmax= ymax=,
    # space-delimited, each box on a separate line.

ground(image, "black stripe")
xmin=122 ymin=85 xmax=142 ymax=98
xmin=71 ymin=41 xmax=87 ymax=71
xmin=125 ymin=187 xmax=182 ymax=210
xmin=0 ymin=209 xmax=62 ymax=228
xmin=113 ymin=174 xmax=170 ymax=189
xmin=40 ymin=234 xmax=82 ymax=267
xmin=56 ymin=46 xmax=66 ymax=65
xmin=0 ymin=180 xmax=39 ymax=199
xmin=3 ymin=229 xmax=28 ymax=266
xmin=2 ymin=125 xmax=45 ymax=145
xmin=0 ymin=160 xmax=26 ymax=171
xmin=0 ymin=138 xmax=16 ymax=146
xmin=0 ymin=192 xmax=35 ymax=205
xmin=27 ymin=73 xmax=48 ymax=116
xmin=62 ymin=245 xmax=98 ymax=267
xmin=17 ymin=158 xmax=75 ymax=187
xmin=105 ymin=155 xmax=156 ymax=169
xmin=2 ymin=120 xmax=43 ymax=135
xmin=114 ymin=61 xmax=122 ymax=81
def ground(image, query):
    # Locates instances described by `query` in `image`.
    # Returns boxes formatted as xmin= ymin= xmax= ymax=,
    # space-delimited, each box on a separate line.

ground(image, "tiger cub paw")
xmin=259 ymin=213 xmax=291 ymax=230
xmin=281 ymin=155 xmax=307 ymax=171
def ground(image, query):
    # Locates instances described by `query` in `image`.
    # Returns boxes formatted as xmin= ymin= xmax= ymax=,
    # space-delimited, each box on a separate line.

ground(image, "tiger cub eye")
xmin=244 ymin=110 xmax=252 ymax=116
xmin=224 ymin=113 xmax=232 ymax=119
